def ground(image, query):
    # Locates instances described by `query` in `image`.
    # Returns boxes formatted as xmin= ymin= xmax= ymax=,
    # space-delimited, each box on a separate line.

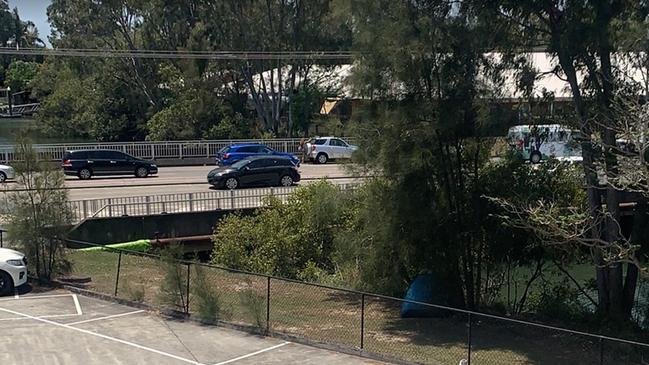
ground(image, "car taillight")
xmin=62 ymin=159 xmax=72 ymax=167
xmin=311 ymin=145 xmax=316 ymax=151
xmin=223 ymin=153 xmax=230 ymax=159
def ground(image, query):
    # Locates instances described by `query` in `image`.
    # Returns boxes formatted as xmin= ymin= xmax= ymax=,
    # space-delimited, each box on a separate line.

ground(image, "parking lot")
xmin=0 ymin=288 xmax=387 ymax=365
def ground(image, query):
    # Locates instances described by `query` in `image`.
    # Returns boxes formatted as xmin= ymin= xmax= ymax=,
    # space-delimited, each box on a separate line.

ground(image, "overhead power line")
xmin=0 ymin=47 xmax=354 ymax=60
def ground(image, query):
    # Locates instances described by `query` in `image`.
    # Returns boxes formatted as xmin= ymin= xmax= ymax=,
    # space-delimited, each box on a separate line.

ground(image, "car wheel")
xmin=530 ymin=151 xmax=542 ymax=164
xmin=135 ymin=167 xmax=149 ymax=178
xmin=0 ymin=172 xmax=6 ymax=183
xmin=78 ymin=168 xmax=92 ymax=180
xmin=280 ymin=175 xmax=294 ymax=187
xmin=0 ymin=271 xmax=14 ymax=296
xmin=225 ymin=177 xmax=239 ymax=190
xmin=316 ymin=153 xmax=328 ymax=164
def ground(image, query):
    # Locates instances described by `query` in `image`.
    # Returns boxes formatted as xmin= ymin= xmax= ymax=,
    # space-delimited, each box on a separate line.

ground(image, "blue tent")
xmin=401 ymin=273 xmax=443 ymax=318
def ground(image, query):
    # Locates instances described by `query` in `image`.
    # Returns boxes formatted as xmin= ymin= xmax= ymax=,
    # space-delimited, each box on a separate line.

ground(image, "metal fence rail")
xmin=0 ymin=137 xmax=358 ymax=163
xmin=66 ymin=239 xmax=649 ymax=365
xmin=65 ymin=183 xmax=358 ymax=222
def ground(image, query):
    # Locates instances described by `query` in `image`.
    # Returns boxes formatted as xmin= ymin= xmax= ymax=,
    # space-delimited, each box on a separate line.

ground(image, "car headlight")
xmin=6 ymin=259 xmax=24 ymax=267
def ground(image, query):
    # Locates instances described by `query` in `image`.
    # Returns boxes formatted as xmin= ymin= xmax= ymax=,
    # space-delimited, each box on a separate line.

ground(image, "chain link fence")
xmin=66 ymin=240 xmax=649 ymax=365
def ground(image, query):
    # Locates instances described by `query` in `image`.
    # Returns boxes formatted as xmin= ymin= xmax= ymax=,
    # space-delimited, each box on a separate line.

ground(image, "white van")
xmin=507 ymin=124 xmax=583 ymax=163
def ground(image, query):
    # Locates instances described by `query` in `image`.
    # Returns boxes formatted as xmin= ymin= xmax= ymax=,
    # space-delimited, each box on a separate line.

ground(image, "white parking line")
xmin=0 ymin=313 xmax=80 ymax=321
xmin=213 ymin=342 xmax=290 ymax=365
xmin=0 ymin=293 xmax=73 ymax=302
xmin=0 ymin=306 xmax=206 ymax=365
xmin=72 ymin=294 xmax=83 ymax=315
xmin=67 ymin=310 xmax=144 ymax=326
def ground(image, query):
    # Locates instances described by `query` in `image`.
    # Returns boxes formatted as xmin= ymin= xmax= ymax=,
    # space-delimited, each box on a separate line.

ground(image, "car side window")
xmin=105 ymin=151 xmax=125 ymax=160
xmin=313 ymin=139 xmax=327 ymax=145
xmin=247 ymin=160 xmax=264 ymax=169
xmin=331 ymin=139 xmax=348 ymax=147
xmin=87 ymin=151 xmax=103 ymax=160
xmin=277 ymin=159 xmax=291 ymax=166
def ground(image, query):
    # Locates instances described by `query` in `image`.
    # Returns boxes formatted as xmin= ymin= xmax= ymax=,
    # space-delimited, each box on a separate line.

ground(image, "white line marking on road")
xmin=0 ymin=293 xmax=73 ymax=302
xmin=213 ymin=342 xmax=290 ymax=365
xmin=67 ymin=310 xmax=144 ymax=326
xmin=0 ymin=306 xmax=205 ymax=365
xmin=72 ymin=294 xmax=83 ymax=316
xmin=0 ymin=313 xmax=80 ymax=321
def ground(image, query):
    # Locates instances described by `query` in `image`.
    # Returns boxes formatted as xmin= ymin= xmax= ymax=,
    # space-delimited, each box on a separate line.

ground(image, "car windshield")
xmin=231 ymin=159 xmax=251 ymax=170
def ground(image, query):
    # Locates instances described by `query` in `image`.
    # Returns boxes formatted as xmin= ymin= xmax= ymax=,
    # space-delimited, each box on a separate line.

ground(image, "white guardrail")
xmin=0 ymin=138 xmax=358 ymax=163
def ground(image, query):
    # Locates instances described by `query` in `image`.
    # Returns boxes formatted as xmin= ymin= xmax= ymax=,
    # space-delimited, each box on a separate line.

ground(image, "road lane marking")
xmin=213 ymin=342 xmax=290 ymax=365
xmin=0 ymin=306 xmax=205 ymax=365
xmin=67 ymin=310 xmax=144 ymax=326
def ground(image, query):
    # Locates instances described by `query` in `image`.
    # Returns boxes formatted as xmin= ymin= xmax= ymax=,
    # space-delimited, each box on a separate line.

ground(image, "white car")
xmin=0 ymin=164 xmax=15 ymax=183
xmin=0 ymin=248 xmax=27 ymax=295
xmin=305 ymin=137 xmax=358 ymax=164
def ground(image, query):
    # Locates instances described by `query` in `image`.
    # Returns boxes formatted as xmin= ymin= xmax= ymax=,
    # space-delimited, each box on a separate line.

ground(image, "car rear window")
xmin=313 ymin=139 xmax=327 ymax=145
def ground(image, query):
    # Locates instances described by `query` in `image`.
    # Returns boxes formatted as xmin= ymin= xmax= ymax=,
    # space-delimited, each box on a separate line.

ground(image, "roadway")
xmin=52 ymin=163 xmax=359 ymax=200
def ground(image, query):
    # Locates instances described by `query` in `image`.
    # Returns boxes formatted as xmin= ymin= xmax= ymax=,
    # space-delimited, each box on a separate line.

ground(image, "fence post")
xmin=186 ymin=263 xmax=191 ymax=314
xmin=151 ymin=144 xmax=155 ymax=160
xmin=360 ymin=293 xmax=365 ymax=350
xmin=266 ymin=276 xmax=271 ymax=333
xmin=108 ymin=198 xmax=113 ymax=217
xmin=599 ymin=337 xmax=604 ymax=365
xmin=122 ymin=204 xmax=127 ymax=216
xmin=189 ymin=193 xmax=194 ymax=212
xmin=230 ymin=190 xmax=235 ymax=210
xmin=467 ymin=313 xmax=472 ymax=365
xmin=179 ymin=143 xmax=183 ymax=159
xmin=82 ymin=200 xmax=88 ymax=219
xmin=206 ymin=143 xmax=210 ymax=158
xmin=114 ymin=251 xmax=122 ymax=297
xmin=0 ymin=229 xmax=4 ymax=248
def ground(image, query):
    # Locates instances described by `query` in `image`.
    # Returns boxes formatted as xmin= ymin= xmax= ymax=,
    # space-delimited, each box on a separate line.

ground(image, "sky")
xmin=8 ymin=0 xmax=53 ymax=47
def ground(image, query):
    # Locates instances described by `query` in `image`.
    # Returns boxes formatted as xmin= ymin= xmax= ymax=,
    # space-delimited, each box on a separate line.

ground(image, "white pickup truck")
xmin=305 ymin=137 xmax=357 ymax=164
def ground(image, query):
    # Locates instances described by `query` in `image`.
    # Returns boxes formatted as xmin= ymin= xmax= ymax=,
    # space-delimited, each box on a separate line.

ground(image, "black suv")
xmin=207 ymin=156 xmax=300 ymax=189
xmin=62 ymin=150 xmax=158 ymax=180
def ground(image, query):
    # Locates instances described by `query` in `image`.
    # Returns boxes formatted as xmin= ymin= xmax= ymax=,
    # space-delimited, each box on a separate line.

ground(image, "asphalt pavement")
xmin=59 ymin=163 xmax=358 ymax=200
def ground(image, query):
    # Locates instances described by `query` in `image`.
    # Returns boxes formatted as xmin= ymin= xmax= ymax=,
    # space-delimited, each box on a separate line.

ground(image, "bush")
xmin=157 ymin=244 xmax=188 ymax=312
xmin=191 ymin=264 xmax=222 ymax=324
xmin=211 ymin=181 xmax=352 ymax=279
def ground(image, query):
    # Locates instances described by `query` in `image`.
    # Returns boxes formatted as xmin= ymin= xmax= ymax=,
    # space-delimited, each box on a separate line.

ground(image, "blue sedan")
xmin=216 ymin=144 xmax=300 ymax=166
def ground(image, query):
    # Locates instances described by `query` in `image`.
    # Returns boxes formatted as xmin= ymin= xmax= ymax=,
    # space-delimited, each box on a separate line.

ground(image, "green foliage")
xmin=5 ymin=60 xmax=39 ymax=92
xmin=147 ymin=88 xmax=250 ymax=141
xmin=191 ymin=264 xmax=222 ymax=324
xmin=158 ymin=243 xmax=188 ymax=312
xmin=211 ymin=181 xmax=350 ymax=279
xmin=7 ymin=137 xmax=73 ymax=280
xmin=239 ymin=280 xmax=265 ymax=329
xmin=33 ymin=61 xmax=150 ymax=141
